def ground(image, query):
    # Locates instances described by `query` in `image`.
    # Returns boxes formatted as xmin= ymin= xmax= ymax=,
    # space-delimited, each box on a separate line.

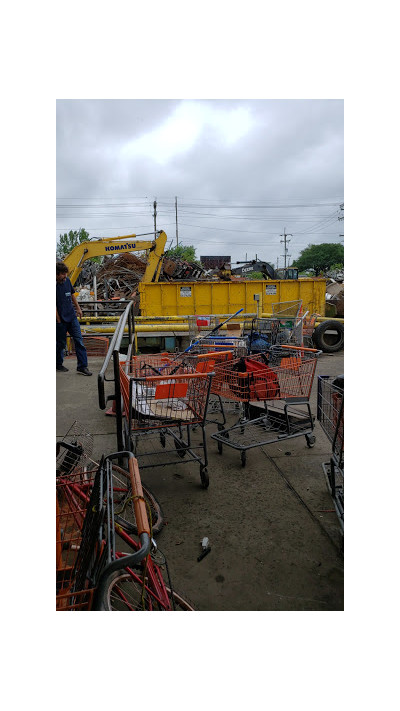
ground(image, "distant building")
xmin=200 ymin=255 xmax=231 ymax=270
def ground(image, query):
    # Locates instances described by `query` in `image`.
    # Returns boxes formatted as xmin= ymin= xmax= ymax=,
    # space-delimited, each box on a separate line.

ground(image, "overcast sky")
xmin=56 ymin=99 xmax=343 ymax=266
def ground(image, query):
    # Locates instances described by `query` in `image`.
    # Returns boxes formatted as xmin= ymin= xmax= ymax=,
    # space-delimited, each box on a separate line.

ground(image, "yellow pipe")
xmin=79 ymin=315 xmax=344 ymax=334
xmin=80 ymin=312 xmax=344 ymax=325
xmin=80 ymin=325 xmax=190 ymax=334
xmin=261 ymin=313 xmax=344 ymax=323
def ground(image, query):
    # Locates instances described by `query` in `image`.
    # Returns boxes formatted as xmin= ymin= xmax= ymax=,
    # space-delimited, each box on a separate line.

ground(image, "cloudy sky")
xmin=56 ymin=99 xmax=343 ymax=266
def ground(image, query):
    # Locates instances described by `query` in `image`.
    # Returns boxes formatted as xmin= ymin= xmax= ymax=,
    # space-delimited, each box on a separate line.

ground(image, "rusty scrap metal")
xmin=77 ymin=251 xmax=209 ymax=302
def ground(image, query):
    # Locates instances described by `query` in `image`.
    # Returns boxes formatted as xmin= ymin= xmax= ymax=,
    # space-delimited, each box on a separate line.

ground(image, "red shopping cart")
xmin=119 ymin=358 xmax=214 ymax=488
xmin=210 ymin=345 xmax=321 ymax=466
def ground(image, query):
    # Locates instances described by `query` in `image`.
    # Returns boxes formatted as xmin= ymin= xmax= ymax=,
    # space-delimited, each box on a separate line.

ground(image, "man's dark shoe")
xmin=77 ymin=367 xmax=92 ymax=376
xmin=56 ymin=365 xmax=69 ymax=372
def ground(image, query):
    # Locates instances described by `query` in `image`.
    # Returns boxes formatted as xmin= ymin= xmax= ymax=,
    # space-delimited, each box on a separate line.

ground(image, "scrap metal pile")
xmin=78 ymin=252 xmax=207 ymax=300
xmin=95 ymin=253 xmax=147 ymax=299
xmin=161 ymin=256 xmax=205 ymax=280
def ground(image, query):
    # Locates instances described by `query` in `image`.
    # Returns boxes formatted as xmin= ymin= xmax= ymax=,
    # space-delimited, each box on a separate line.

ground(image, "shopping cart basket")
xmin=124 ymin=352 xmax=195 ymax=377
xmin=190 ymin=335 xmax=248 ymax=358
xmin=317 ymin=375 xmax=344 ymax=528
xmin=210 ymin=345 xmax=321 ymax=466
xmin=302 ymin=313 xmax=319 ymax=348
xmin=125 ymin=350 xmax=233 ymax=427
xmin=179 ymin=348 xmax=239 ymax=428
xmin=187 ymin=315 xmax=221 ymax=341
xmin=56 ymin=453 xmax=115 ymax=610
xmin=244 ymin=301 xmax=305 ymax=352
xmin=119 ymin=359 xmax=213 ymax=488
xmin=56 ymin=420 xmax=94 ymax=476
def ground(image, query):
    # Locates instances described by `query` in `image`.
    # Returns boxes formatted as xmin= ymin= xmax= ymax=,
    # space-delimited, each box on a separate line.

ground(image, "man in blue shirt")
xmin=56 ymin=262 xmax=92 ymax=375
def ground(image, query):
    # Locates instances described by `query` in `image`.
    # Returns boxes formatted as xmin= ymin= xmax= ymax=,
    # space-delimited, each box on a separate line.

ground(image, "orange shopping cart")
xmin=210 ymin=345 xmax=321 ymax=467
xmin=119 ymin=355 xmax=214 ymax=488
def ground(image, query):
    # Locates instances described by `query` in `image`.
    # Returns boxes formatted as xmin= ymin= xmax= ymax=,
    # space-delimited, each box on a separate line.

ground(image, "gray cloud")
xmin=56 ymin=99 xmax=343 ymax=264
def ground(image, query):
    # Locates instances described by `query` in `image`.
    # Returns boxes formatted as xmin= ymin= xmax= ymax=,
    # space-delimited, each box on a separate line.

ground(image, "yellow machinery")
xmin=63 ymin=231 xmax=167 ymax=286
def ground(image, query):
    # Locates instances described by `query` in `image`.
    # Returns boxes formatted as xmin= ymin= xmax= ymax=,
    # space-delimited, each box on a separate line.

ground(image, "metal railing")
xmin=98 ymin=301 xmax=136 ymax=453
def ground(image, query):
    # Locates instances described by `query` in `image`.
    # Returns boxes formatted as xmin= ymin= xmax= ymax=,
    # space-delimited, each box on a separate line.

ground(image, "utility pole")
xmin=339 ymin=204 xmax=344 ymax=242
xmin=175 ymin=196 xmax=178 ymax=246
xmin=153 ymin=199 xmax=157 ymax=237
xmin=280 ymin=227 xmax=292 ymax=269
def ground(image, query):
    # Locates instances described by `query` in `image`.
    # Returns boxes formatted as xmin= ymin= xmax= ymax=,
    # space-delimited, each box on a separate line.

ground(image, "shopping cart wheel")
xmin=200 ymin=465 xmax=209 ymax=489
xmin=241 ymin=450 xmax=247 ymax=467
xmin=305 ymin=434 xmax=316 ymax=448
xmin=174 ymin=438 xmax=187 ymax=458
xmin=160 ymin=432 xmax=166 ymax=448
xmin=217 ymin=440 xmax=223 ymax=454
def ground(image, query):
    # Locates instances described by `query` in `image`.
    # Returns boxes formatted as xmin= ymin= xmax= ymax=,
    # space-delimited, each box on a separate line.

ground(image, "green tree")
xmin=330 ymin=262 xmax=344 ymax=271
xmin=292 ymin=243 xmax=344 ymax=274
xmin=57 ymin=228 xmax=90 ymax=260
xmin=165 ymin=243 xmax=200 ymax=264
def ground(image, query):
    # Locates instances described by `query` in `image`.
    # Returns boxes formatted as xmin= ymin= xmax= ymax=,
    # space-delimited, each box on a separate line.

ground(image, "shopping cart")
xmin=187 ymin=315 xmax=220 ymax=341
xmin=119 ymin=356 xmax=213 ymax=488
xmin=179 ymin=348 xmax=240 ymax=428
xmin=210 ymin=345 xmax=321 ymax=466
xmin=57 ymin=446 xmax=194 ymax=610
xmin=190 ymin=336 xmax=248 ymax=358
xmin=317 ymin=375 xmax=344 ymax=529
xmin=245 ymin=301 xmax=305 ymax=352
xmin=302 ymin=313 xmax=320 ymax=348
xmin=56 ymin=450 xmax=116 ymax=610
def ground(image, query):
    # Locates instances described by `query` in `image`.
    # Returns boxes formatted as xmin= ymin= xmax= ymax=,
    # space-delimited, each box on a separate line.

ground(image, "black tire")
xmin=165 ymin=587 xmax=195 ymax=611
xmin=102 ymin=571 xmax=194 ymax=610
xmin=312 ymin=320 xmax=344 ymax=353
xmin=111 ymin=464 xmax=164 ymax=536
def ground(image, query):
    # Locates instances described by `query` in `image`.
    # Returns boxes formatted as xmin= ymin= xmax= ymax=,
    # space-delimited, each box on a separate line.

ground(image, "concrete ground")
xmin=56 ymin=349 xmax=344 ymax=611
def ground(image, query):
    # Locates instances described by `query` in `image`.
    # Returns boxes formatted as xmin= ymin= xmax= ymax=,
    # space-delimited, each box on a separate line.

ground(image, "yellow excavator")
xmin=63 ymin=230 xmax=167 ymax=286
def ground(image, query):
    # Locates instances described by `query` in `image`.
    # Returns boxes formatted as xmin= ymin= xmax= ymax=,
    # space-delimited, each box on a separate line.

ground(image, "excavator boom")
xmin=63 ymin=231 xmax=168 ymax=286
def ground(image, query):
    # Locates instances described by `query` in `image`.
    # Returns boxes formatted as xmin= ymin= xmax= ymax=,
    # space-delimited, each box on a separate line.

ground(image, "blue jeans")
xmin=56 ymin=318 xmax=88 ymax=369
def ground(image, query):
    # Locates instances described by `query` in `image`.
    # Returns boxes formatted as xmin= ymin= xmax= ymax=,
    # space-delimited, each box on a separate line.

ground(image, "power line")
xmin=165 ymin=202 xmax=342 ymax=209
xmin=56 ymin=226 xmax=342 ymax=235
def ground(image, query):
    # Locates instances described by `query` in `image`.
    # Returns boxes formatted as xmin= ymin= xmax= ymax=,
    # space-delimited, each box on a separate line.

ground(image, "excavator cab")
xmin=275 ymin=267 xmax=299 ymax=280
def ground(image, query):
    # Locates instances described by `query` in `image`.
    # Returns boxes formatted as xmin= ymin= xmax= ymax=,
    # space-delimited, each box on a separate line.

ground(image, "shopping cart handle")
xmin=278 ymin=344 xmax=320 ymax=354
xmin=127 ymin=454 xmax=151 ymax=537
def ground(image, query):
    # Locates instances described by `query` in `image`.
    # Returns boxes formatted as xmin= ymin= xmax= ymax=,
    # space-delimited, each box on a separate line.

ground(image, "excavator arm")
xmin=63 ymin=231 xmax=168 ymax=286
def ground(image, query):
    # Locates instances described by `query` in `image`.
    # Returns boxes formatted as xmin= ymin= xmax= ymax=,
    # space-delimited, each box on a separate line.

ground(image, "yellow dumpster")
xmin=138 ymin=279 xmax=326 ymax=318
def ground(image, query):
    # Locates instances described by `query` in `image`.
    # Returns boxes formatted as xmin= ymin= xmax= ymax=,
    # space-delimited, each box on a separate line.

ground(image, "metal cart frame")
xmin=119 ymin=361 xmax=213 ymax=488
xmin=317 ymin=375 xmax=344 ymax=529
xmin=210 ymin=346 xmax=321 ymax=466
